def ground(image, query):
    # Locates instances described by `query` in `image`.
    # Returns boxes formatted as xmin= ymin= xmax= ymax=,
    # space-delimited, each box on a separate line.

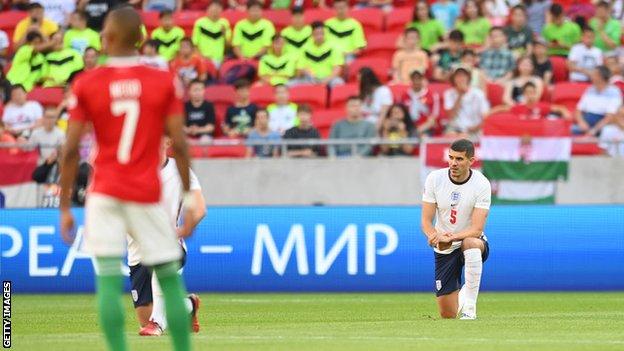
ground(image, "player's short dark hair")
xmin=311 ymin=21 xmax=325 ymax=30
xmin=159 ymin=9 xmax=173 ymax=18
xmin=404 ymin=27 xmax=420 ymax=36
xmin=28 ymin=2 xmax=43 ymax=10
xmin=11 ymin=84 xmax=26 ymax=93
xmin=522 ymin=81 xmax=536 ymax=92
xmin=347 ymin=95 xmax=361 ymax=103
xmin=234 ymin=79 xmax=251 ymax=90
xmin=189 ymin=79 xmax=205 ymax=88
xmin=73 ymin=10 xmax=88 ymax=20
xmin=25 ymin=31 xmax=43 ymax=43
xmin=448 ymin=29 xmax=464 ymax=42
xmin=297 ymin=104 xmax=312 ymax=114
xmin=247 ymin=0 xmax=262 ymax=9
xmin=450 ymin=139 xmax=475 ymax=158
xmin=291 ymin=6 xmax=304 ymax=15
xmin=549 ymin=3 xmax=563 ymax=16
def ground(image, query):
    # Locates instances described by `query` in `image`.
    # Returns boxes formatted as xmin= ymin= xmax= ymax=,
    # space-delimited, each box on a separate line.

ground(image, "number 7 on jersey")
xmin=111 ymin=99 xmax=140 ymax=164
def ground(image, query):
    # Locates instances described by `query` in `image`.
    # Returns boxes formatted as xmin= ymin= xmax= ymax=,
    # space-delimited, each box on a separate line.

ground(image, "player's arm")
xmin=446 ymin=207 xmax=489 ymax=241
xmin=59 ymin=118 xmax=86 ymax=244
xmin=178 ymin=189 xmax=206 ymax=237
xmin=421 ymin=201 xmax=439 ymax=246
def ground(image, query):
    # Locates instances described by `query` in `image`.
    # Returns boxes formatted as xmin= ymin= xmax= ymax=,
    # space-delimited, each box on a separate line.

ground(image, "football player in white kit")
xmin=421 ymin=139 xmax=491 ymax=320
xmin=127 ymin=137 xmax=206 ymax=336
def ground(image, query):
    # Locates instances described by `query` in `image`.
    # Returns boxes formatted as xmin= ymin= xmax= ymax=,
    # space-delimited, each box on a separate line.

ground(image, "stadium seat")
xmin=138 ymin=11 xmax=160 ymax=31
xmin=614 ymin=81 xmax=624 ymax=96
xmin=223 ymin=9 xmax=246 ymax=26
xmin=312 ymin=108 xmax=345 ymax=138
xmin=205 ymin=85 xmax=236 ymax=133
xmin=218 ymin=59 xmax=259 ymax=81
xmin=347 ymin=57 xmax=391 ymax=83
xmin=550 ymin=56 xmax=569 ymax=83
xmin=304 ymin=8 xmax=335 ymax=23
xmin=384 ymin=7 xmax=412 ymax=32
xmin=27 ymin=87 xmax=64 ymax=107
xmin=173 ymin=11 xmax=204 ymax=32
xmin=0 ymin=11 xmax=27 ymax=30
xmin=205 ymin=144 xmax=247 ymax=158
xmin=329 ymin=83 xmax=358 ymax=109
xmin=360 ymin=32 xmax=400 ymax=60
xmin=289 ymin=84 xmax=328 ymax=109
xmin=389 ymin=84 xmax=408 ymax=102
xmin=571 ymin=139 xmax=604 ymax=156
xmin=351 ymin=8 xmax=384 ymax=36
xmin=250 ymin=85 xmax=275 ymax=106
xmin=552 ymin=82 xmax=590 ymax=112
xmin=486 ymin=83 xmax=505 ymax=107
xmin=264 ymin=9 xmax=292 ymax=31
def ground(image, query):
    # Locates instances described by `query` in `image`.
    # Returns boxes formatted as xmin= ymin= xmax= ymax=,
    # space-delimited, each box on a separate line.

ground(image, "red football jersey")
xmin=510 ymin=102 xmax=552 ymax=119
xmin=69 ymin=58 xmax=184 ymax=203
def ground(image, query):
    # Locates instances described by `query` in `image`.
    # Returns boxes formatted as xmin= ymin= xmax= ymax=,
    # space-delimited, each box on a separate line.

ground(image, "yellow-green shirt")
xmin=232 ymin=18 xmax=276 ymax=58
xmin=297 ymin=39 xmax=344 ymax=80
xmin=192 ymin=17 xmax=231 ymax=62
xmin=43 ymin=48 xmax=84 ymax=87
xmin=259 ymin=52 xmax=297 ymax=85
xmin=64 ymin=28 xmax=101 ymax=55
xmin=7 ymin=45 xmax=47 ymax=91
xmin=542 ymin=20 xmax=581 ymax=56
xmin=324 ymin=17 xmax=366 ymax=54
xmin=281 ymin=25 xmax=312 ymax=55
xmin=151 ymin=26 xmax=186 ymax=61
xmin=456 ymin=17 xmax=491 ymax=45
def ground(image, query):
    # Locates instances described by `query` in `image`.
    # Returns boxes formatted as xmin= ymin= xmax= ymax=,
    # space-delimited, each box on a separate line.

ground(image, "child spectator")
xmin=43 ymin=31 xmax=84 ymax=87
xmin=406 ymin=1 xmax=446 ymax=51
xmin=259 ymin=35 xmax=297 ymax=86
xmin=83 ymin=47 xmax=100 ymax=70
xmin=567 ymin=27 xmax=603 ymax=82
xmin=400 ymin=70 xmax=441 ymax=137
xmin=151 ymin=9 xmax=185 ymax=61
xmin=185 ymin=79 xmax=216 ymax=140
xmin=503 ymin=56 xmax=544 ymax=105
xmin=283 ymin=104 xmax=321 ymax=158
xmin=574 ymin=66 xmax=622 ymax=136
xmin=7 ymin=32 xmax=47 ymax=92
xmin=223 ymin=79 xmax=258 ymax=138
xmin=456 ymin=0 xmax=491 ymax=46
xmin=479 ymin=27 xmax=515 ymax=83
xmin=281 ymin=7 xmax=312 ymax=56
xmin=444 ymin=67 xmax=490 ymax=137
xmin=542 ymin=3 xmax=581 ymax=56
xmin=170 ymin=38 xmax=209 ymax=87
xmin=379 ymin=104 xmax=414 ymax=156
xmin=432 ymin=29 xmax=465 ymax=82
xmin=140 ymin=39 xmax=169 ymax=70
xmin=431 ymin=0 xmax=460 ymax=31
xmin=391 ymin=28 xmax=429 ymax=84
xmin=459 ymin=49 xmax=487 ymax=92
xmin=295 ymin=21 xmax=345 ymax=86
xmin=2 ymin=85 xmax=44 ymax=139
xmin=232 ymin=0 xmax=275 ymax=59
xmin=246 ymin=109 xmax=281 ymax=158
xmin=589 ymin=1 xmax=621 ymax=53
xmin=359 ymin=67 xmax=393 ymax=127
xmin=29 ymin=107 xmax=65 ymax=165
xmin=329 ymin=96 xmax=377 ymax=157
xmin=192 ymin=0 xmax=231 ymax=67
xmin=64 ymin=10 xmax=101 ymax=55
xmin=268 ymin=84 xmax=298 ymax=135
xmin=324 ymin=0 xmax=367 ymax=61
xmin=531 ymin=38 xmax=553 ymax=84
xmin=504 ymin=5 xmax=534 ymax=56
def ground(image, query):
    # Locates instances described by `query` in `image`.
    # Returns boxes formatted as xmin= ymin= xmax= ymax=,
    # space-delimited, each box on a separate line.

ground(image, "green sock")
xmin=154 ymin=262 xmax=191 ymax=351
xmin=94 ymin=257 xmax=127 ymax=351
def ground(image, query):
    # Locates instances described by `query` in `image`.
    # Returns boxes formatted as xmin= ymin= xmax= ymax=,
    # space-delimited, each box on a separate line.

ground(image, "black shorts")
xmin=129 ymin=243 xmax=187 ymax=308
xmin=434 ymin=239 xmax=489 ymax=297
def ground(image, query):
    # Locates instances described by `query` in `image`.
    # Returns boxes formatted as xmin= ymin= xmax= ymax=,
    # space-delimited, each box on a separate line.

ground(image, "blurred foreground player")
xmin=59 ymin=7 xmax=195 ymax=351
xmin=129 ymin=138 xmax=206 ymax=336
xmin=421 ymin=139 xmax=491 ymax=320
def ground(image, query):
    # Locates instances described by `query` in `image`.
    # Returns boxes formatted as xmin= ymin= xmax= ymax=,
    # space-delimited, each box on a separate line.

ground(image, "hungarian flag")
xmin=0 ymin=149 xmax=38 ymax=207
xmin=481 ymin=117 xmax=571 ymax=204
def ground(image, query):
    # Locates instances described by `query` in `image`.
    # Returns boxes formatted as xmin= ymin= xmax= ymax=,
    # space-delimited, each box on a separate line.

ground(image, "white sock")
xmin=185 ymin=296 xmax=193 ymax=314
xmin=457 ymin=286 xmax=466 ymax=315
xmin=462 ymin=248 xmax=483 ymax=315
xmin=149 ymin=272 xmax=167 ymax=330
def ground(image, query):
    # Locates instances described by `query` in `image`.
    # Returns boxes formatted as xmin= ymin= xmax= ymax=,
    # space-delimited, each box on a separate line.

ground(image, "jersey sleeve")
xmin=68 ymin=78 xmax=88 ymax=122
xmin=422 ymin=172 xmax=437 ymax=203
xmin=190 ymin=168 xmax=202 ymax=191
xmin=474 ymin=178 xmax=492 ymax=210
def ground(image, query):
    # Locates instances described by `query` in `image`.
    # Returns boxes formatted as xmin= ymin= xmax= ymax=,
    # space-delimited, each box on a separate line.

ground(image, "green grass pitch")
xmin=12 ymin=292 xmax=624 ymax=351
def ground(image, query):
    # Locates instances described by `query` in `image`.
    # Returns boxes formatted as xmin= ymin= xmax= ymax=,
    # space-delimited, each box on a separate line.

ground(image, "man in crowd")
xmin=329 ymin=96 xmax=377 ymax=157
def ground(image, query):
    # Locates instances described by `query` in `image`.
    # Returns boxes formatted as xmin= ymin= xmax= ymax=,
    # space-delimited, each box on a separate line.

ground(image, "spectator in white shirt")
xmin=574 ymin=66 xmax=623 ymax=136
xmin=444 ymin=67 xmax=490 ymax=138
xmin=268 ymin=84 xmax=298 ymax=135
xmin=599 ymin=106 xmax=624 ymax=156
xmin=359 ymin=67 xmax=393 ymax=128
xmin=38 ymin=0 xmax=76 ymax=26
xmin=1 ymin=84 xmax=44 ymax=139
xmin=567 ymin=28 xmax=603 ymax=82
xmin=29 ymin=107 xmax=65 ymax=164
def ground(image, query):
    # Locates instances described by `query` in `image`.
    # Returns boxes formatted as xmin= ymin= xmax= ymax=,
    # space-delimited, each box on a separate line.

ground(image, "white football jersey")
xmin=127 ymin=158 xmax=202 ymax=266
xmin=422 ymin=168 xmax=491 ymax=255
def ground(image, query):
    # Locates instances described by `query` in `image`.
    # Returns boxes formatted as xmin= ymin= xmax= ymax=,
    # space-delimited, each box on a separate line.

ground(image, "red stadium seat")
xmin=264 ymin=9 xmax=292 ymax=31
xmin=204 ymin=85 xmax=236 ymax=136
xmin=250 ymin=84 xmax=275 ymax=106
xmin=223 ymin=9 xmax=246 ymax=26
xmin=552 ymin=82 xmax=590 ymax=112
xmin=173 ymin=11 xmax=204 ymax=31
xmin=289 ymin=84 xmax=328 ymax=109
xmin=138 ymin=11 xmax=160 ymax=31
xmin=304 ymin=8 xmax=335 ymax=23
xmin=347 ymin=57 xmax=391 ymax=83
xmin=550 ymin=56 xmax=569 ymax=83
xmin=27 ymin=87 xmax=64 ymax=107
xmin=205 ymin=144 xmax=247 ymax=158
xmin=388 ymin=84 xmax=408 ymax=102
xmin=0 ymin=11 xmax=27 ymax=30
xmin=571 ymin=139 xmax=603 ymax=155
xmin=218 ymin=59 xmax=259 ymax=81
xmin=360 ymin=32 xmax=400 ymax=60
xmin=351 ymin=8 xmax=384 ymax=36
xmin=486 ymin=83 xmax=505 ymax=107
xmin=329 ymin=83 xmax=358 ymax=109
xmin=312 ymin=108 xmax=345 ymax=138
xmin=385 ymin=7 xmax=412 ymax=32
xmin=614 ymin=81 xmax=624 ymax=96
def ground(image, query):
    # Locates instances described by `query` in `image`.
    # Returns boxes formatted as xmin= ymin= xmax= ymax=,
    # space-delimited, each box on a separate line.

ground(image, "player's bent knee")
xmin=461 ymin=237 xmax=483 ymax=250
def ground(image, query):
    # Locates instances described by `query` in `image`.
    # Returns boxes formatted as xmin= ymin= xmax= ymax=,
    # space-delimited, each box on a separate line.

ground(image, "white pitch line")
xmin=200 ymin=245 xmax=234 ymax=254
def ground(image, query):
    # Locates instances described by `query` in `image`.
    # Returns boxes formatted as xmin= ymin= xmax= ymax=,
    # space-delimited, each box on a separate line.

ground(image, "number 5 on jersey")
xmin=111 ymin=99 xmax=140 ymax=164
xmin=450 ymin=208 xmax=457 ymax=224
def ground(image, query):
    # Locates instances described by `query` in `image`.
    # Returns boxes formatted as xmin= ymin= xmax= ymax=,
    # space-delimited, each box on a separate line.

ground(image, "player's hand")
xmin=438 ymin=233 xmax=454 ymax=243
xmin=60 ymin=209 xmax=76 ymax=245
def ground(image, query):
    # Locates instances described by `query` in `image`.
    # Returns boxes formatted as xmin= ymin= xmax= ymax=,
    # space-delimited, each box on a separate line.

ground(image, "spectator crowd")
xmin=1 ymin=0 xmax=624 ymax=158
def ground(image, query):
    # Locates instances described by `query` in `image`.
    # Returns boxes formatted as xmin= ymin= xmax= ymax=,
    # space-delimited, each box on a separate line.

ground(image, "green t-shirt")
xmin=589 ymin=18 xmax=621 ymax=52
xmin=271 ymin=0 xmax=291 ymax=9
xmin=324 ymin=17 xmax=367 ymax=55
xmin=297 ymin=39 xmax=344 ymax=80
xmin=7 ymin=45 xmax=46 ymax=91
xmin=456 ymin=17 xmax=491 ymax=45
xmin=43 ymin=49 xmax=84 ymax=87
xmin=232 ymin=18 xmax=276 ymax=58
xmin=151 ymin=26 xmax=185 ymax=61
xmin=406 ymin=19 xmax=445 ymax=51
xmin=192 ymin=17 xmax=231 ymax=63
xmin=542 ymin=20 xmax=581 ymax=56
xmin=281 ymin=25 xmax=312 ymax=56
xmin=64 ymin=28 xmax=101 ymax=55
xmin=259 ymin=52 xmax=297 ymax=85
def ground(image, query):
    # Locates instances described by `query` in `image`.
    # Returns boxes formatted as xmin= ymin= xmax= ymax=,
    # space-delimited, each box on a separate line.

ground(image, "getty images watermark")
xmin=3 ymin=281 xmax=10 ymax=348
